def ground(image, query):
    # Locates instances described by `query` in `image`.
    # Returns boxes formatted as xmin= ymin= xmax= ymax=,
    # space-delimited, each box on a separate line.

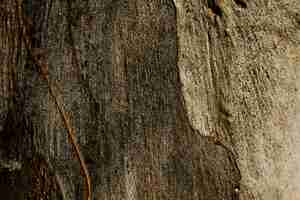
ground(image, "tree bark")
xmin=0 ymin=0 xmax=299 ymax=200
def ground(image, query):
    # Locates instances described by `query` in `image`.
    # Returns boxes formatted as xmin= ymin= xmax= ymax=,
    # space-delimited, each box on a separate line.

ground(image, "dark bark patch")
xmin=207 ymin=0 xmax=223 ymax=17
xmin=234 ymin=0 xmax=247 ymax=8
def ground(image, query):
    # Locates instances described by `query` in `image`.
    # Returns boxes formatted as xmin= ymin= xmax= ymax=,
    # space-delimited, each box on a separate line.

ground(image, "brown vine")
xmin=14 ymin=1 xmax=92 ymax=199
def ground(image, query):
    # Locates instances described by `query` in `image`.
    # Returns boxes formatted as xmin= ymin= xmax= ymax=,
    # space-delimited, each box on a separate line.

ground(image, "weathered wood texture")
xmin=174 ymin=0 xmax=300 ymax=199
xmin=0 ymin=0 xmax=299 ymax=200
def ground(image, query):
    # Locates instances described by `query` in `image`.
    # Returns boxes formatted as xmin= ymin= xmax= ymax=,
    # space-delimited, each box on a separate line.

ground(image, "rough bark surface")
xmin=174 ymin=0 xmax=300 ymax=199
xmin=0 ymin=0 xmax=299 ymax=200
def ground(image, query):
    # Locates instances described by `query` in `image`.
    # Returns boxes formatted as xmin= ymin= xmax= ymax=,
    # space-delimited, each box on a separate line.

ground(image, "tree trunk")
xmin=0 ymin=0 xmax=299 ymax=200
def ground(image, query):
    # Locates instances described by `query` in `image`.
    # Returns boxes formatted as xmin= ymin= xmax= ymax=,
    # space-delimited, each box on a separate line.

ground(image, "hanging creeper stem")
xmin=16 ymin=1 xmax=92 ymax=199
